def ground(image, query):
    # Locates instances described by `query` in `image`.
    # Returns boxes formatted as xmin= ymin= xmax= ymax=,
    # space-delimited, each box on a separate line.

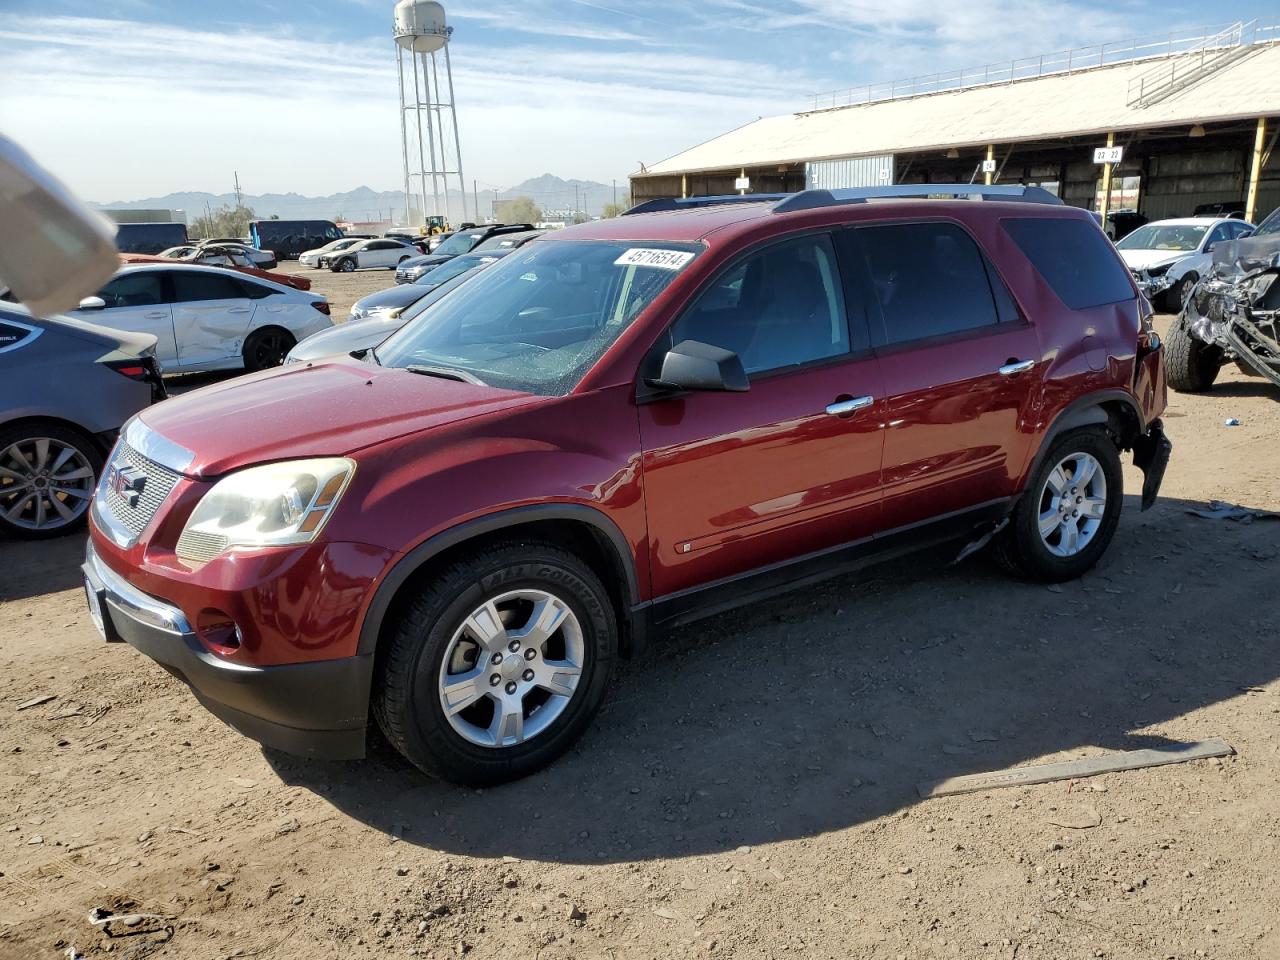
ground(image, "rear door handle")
xmin=228 ymin=307 xmax=252 ymax=314
xmin=998 ymin=359 xmax=1036 ymax=376
xmin=826 ymin=395 xmax=875 ymax=416
xmin=144 ymin=311 xmax=168 ymax=319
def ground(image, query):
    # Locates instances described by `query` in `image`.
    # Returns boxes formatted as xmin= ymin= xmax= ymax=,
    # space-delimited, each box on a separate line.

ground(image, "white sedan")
xmin=299 ymin=237 xmax=366 ymax=268
xmin=67 ymin=264 xmax=334 ymax=373
xmin=318 ymin=238 xmax=417 ymax=273
xmin=1117 ymin=216 xmax=1254 ymax=311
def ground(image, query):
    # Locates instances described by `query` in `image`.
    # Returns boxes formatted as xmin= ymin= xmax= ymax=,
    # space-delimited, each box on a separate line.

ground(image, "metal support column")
xmin=681 ymin=174 xmax=687 ymax=199
xmin=410 ymin=51 xmax=430 ymax=225
xmin=985 ymin=144 xmax=995 ymax=185
xmin=1245 ymin=117 xmax=1267 ymax=224
xmin=420 ymin=52 xmax=442 ymax=223
xmin=1099 ymin=132 xmax=1115 ymax=221
xmin=396 ymin=45 xmax=412 ymax=225
xmin=444 ymin=42 xmax=468 ymax=223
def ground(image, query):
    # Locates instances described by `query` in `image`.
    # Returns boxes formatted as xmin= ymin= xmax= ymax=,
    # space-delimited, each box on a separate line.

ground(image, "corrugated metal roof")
xmin=637 ymin=42 xmax=1280 ymax=178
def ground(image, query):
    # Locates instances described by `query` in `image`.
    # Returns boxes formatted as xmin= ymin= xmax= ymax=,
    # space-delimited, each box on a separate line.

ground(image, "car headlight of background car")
xmin=175 ymin=458 xmax=355 ymax=563
xmin=1145 ymin=263 xmax=1172 ymax=278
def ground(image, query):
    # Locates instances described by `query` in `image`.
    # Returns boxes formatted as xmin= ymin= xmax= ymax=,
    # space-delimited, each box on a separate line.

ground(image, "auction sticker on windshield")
xmin=614 ymin=248 xmax=695 ymax=270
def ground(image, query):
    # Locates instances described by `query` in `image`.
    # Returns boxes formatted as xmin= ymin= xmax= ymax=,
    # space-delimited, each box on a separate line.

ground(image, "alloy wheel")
xmin=0 ymin=437 xmax=95 ymax=531
xmin=437 ymin=589 xmax=585 ymax=748
xmin=1037 ymin=452 xmax=1107 ymax=558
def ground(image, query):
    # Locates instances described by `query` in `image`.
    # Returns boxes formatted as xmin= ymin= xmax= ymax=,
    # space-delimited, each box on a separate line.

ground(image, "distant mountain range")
xmin=92 ymin=174 xmax=626 ymax=223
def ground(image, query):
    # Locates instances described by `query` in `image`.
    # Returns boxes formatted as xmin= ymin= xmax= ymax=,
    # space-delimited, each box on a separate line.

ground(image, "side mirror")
xmin=647 ymin=340 xmax=749 ymax=393
xmin=78 ymin=295 xmax=106 ymax=311
xmin=0 ymin=135 xmax=120 ymax=316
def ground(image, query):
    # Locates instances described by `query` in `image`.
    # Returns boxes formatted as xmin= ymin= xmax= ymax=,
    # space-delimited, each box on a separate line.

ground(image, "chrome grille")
xmin=99 ymin=443 xmax=182 ymax=538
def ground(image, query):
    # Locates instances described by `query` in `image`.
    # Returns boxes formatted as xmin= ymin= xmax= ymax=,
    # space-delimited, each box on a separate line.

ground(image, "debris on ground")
xmin=917 ymin=739 xmax=1235 ymax=797
xmin=1187 ymin=500 xmax=1280 ymax=522
xmin=16 ymin=694 xmax=55 ymax=711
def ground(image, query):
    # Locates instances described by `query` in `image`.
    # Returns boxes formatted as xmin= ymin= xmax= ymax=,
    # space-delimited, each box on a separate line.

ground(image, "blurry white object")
xmin=0 ymin=135 xmax=119 ymax=316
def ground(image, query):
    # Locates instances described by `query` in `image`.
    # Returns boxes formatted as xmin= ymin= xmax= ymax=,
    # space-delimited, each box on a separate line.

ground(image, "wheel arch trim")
xmin=1020 ymin=389 xmax=1144 ymax=495
xmin=357 ymin=503 xmax=641 ymax=658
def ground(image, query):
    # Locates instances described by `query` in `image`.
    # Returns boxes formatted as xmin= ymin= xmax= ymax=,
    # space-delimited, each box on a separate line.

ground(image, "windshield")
xmin=1255 ymin=208 xmax=1280 ymax=236
xmin=1117 ymin=223 xmax=1208 ymax=252
xmin=331 ymin=239 xmax=360 ymax=251
xmin=434 ymin=232 xmax=482 ymax=257
xmin=377 ymin=239 xmax=701 ymax=396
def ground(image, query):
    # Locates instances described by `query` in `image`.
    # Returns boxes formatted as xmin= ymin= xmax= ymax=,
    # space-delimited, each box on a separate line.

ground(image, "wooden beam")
xmin=918 ymin=738 xmax=1234 ymax=799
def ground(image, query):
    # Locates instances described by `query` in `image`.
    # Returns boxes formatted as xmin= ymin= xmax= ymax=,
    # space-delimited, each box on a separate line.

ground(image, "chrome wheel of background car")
xmin=437 ymin=589 xmax=586 ymax=749
xmin=1037 ymin=452 xmax=1107 ymax=558
xmin=0 ymin=437 xmax=95 ymax=531
xmin=340 ymin=259 xmax=356 ymax=273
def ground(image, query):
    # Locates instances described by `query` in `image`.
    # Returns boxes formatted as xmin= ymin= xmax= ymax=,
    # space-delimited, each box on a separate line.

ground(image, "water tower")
xmin=394 ymin=0 xmax=468 ymax=227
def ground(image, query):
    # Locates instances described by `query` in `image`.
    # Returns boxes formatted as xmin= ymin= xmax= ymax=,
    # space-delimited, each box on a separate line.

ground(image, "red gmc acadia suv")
xmin=83 ymin=185 xmax=1171 ymax=785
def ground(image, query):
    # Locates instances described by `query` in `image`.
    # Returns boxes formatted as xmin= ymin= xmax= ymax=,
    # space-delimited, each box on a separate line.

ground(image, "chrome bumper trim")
xmin=84 ymin=541 xmax=191 ymax=636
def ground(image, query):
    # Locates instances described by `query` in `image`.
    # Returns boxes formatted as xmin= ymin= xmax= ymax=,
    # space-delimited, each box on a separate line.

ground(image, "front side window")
xmin=99 ymin=273 xmax=164 ymax=308
xmin=1205 ymin=224 xmax=1231 ymax=249
xmin=171 ymin=271 xmax=247 ymax=303
xmin=668 ymin=233 xmax=849 ymax=374
xmin=377 ymin=240 xmax=701 ymax=396
xmin=1116 ymin=223 xmax=1208 ymax=252
xmin=854 ymin=222 xmax=1000 ymax=345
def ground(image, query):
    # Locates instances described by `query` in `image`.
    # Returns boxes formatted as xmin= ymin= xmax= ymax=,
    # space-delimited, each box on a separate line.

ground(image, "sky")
xmin=1 ymin=1 xmax=1274 ymax=202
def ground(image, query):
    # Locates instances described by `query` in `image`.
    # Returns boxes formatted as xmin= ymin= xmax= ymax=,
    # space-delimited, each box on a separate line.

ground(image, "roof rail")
xmin=773 ymin=184 xmax=1063 ymax=214
xmin=623 ymin=194 xmax=789 ymax=216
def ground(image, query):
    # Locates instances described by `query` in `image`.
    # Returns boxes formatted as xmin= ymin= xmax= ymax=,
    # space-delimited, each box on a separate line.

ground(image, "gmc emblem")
xmin=106 ymin=464 xmax=148 ymax=509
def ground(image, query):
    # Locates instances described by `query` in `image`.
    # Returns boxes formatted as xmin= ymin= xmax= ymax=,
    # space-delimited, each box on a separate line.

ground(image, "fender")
xmin=1020 ymin=389 xmax=1145 ymax=494
xmin=357 ymin=503 xmax=643 ymax=658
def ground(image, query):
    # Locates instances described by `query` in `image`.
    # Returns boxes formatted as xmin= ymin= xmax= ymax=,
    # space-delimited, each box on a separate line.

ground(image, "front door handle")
xmin=144 ymin=311 xmax=169 ymax=319
xmin=228 ymin=307 xmax=252 ymax=315
xmin=826 ymin=395 xmax=875 ymax=417
xmin=998 ymin=359 xmax=1036 ymax=376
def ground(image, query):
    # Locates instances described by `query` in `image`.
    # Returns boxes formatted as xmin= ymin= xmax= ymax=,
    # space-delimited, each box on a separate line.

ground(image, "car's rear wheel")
xmin=0 ymin=423 xmax=101 ymax=540
xmin=373 ymin=541 xmax=617 ymax=786
xmin=242 ymin=327 xmax=296 ymax=372
xmin=995 ymin=426 xmax=1123 ymax=582
xmin=1164 ymin=315 xmax=1222 ymax=393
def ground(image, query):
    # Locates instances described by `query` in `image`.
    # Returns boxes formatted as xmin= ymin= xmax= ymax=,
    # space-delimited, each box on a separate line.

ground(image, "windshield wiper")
xmin=405 ymin=364 xmax=485 ymax=386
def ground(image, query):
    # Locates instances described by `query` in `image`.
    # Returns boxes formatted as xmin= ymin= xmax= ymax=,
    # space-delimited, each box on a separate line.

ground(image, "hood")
xmin=137 ymin=358 xmax=540 ymax=477
xmin=352 ymin=284 xmax=428 ymax=314
xmin=1118 ymin=249 xmax=1191 ymax=271
xmin=289 ymin=314 xmax=406 ymax=362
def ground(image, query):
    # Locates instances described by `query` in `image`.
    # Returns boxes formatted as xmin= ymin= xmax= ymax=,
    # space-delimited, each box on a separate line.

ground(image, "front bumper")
xmin=83 ymin=541 xmax=372 ymax=759
xmin=1134 ymin=273 xmax=1174 ymax=300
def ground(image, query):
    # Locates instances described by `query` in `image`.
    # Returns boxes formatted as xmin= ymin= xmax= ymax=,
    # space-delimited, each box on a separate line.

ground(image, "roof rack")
xmin=623 ymin=194 xmax=789 ymax=216
xmin=773 ymin=184 xmax=1063 ymax=214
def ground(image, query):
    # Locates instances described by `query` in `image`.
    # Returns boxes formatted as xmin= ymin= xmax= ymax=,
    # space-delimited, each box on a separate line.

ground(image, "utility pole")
xmin=575 ymin=184 xmax=580 ymax=221
xmin=474 ymin=179 xmax=479 ymax=224
xmin=612 ymin=179 xmax=617 ymax=207
xmin=233 ymin=171 xmax=243 ymax=209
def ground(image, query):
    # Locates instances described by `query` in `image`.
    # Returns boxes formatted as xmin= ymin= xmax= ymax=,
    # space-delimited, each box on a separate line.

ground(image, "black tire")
xmin=334 ymin=258 xmax=356 ymax=273
xmin=0 ymin=422 xmax=103 ymax=541
xmin=397 ymin=255 xmax=411 ymax=266
xmin=995 ymin=426 xmax=1123 ymax=583
xmin=374 ymin=541 xmax=617 ymax=786
xmin=1163 ymin=273 xmax=1197 ymax=314
xmin=242 ymin=327 xmax=296 ymax=372
xmin=1164 ymin=314 xmax=1222 ymax=393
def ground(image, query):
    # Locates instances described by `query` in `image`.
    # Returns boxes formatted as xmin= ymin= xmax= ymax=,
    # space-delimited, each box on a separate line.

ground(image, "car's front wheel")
xmin=0 ymin=423 xmax=102 ymax=540
xmin=336 ymin=258 xmax=356 ymax=273
xmin=996 ymin=426 xmax=1123 ymax=582
xmin=374 ymin=541 xmax=617 ymax=785
xmin=1164 ymin=273 xmax=1198 ymax=313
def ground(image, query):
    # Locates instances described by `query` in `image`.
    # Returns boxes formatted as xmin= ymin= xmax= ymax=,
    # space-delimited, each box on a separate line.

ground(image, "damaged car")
xmin=1117 ymin=217 xmax=1254 ymax=312
xmin=1165 ymin=209 xmax=1280 ymax=393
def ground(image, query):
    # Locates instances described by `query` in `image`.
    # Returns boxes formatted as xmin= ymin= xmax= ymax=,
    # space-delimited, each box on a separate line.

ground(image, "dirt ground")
xmin=2 ymin=306 xmax=1279 ymax=960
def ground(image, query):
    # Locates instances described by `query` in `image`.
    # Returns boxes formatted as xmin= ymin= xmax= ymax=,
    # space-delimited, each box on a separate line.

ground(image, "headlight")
xmin=175 ymin=458 xmax=355 ymax=562
xmin=1145 ymin=263 xmax=1171 ymax=278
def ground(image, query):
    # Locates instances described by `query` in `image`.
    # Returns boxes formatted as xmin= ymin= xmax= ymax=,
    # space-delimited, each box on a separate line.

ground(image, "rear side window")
xmin=238 ymin=279 xmax=276 ymax=300
xmin=1003 ymin=217 xmax=1134 ymax=309
xmin=171 ymin=272 xmax=247 ymax=303
xmin=853 ymin=222 xmax=1001 ymax=346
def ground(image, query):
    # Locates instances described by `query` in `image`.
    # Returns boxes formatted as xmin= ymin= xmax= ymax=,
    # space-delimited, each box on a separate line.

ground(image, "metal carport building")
xmin=631 ymin=21 xmax=1280 ymax=224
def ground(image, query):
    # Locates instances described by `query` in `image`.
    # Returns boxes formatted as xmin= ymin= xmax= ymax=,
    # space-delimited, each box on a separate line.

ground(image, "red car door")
xmin=639 ymin=232 xmax=885 ymax=601
xmin=847 ymin=220 xmax=1043 ymax=531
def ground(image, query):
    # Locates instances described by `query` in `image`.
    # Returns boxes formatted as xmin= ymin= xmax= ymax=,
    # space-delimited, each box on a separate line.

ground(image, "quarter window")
xmin=854 ymin=222 xmax=1001 ymax=346
xmin=171 ymin=272 xmax=247 ymax=303
xmin=1003 ymin=217 xmax=1135 ymax=310
xmin=99 ymin=273 xmax=164 ymax=308
xmin=669 ymin=234 xmax=850 ymax=374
